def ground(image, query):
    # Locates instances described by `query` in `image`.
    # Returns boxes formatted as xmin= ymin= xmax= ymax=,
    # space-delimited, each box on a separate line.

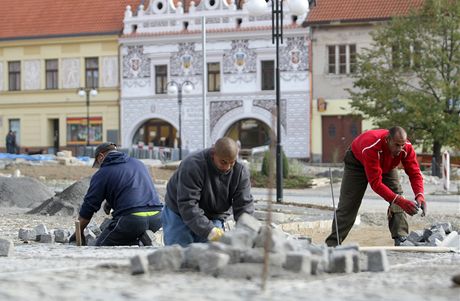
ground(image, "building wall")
xmin=310 ymin=24 xmax=378 ymax=161
xmin=0 ymin=36 xmax=120 ymax=151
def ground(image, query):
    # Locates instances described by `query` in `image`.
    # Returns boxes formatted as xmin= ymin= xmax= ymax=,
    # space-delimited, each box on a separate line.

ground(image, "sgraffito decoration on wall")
xmin=170 ymin=43 xmax=203 ymax=77
xmin=279 ymin=37 xmax=308 ymax=75
xmin=253 ymin=99 xmax=287 ymax=129
xmin=210 ymin=100 xmax=243 ymax=129
xmin=223 ymin=40 xmax=257 ymax=83
xmin=123 ymin=46 xmax=151 ymax=79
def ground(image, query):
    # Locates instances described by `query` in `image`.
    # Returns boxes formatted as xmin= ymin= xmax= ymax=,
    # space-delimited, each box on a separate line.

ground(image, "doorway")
xmin=322 ymin=115 xmax=362 ymax=163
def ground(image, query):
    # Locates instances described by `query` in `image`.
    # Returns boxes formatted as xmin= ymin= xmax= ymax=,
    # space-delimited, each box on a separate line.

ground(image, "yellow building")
xmin=0 ymin=0 xmax=140 ymax=154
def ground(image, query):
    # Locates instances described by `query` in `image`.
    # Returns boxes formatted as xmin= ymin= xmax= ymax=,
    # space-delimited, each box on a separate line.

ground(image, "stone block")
xmin=131 ymin=254 xmax=149 ymax=275
xmin=407 ymin=230 xmax=424 ymax=243
xmin=241 ymin=248 xmax=286 ymax=267
xmin=330 ymin=251 xmax=354 ymax=274
xmin=311 ymin=255 xmax=326 ymax=275
xmin=39 ymin=233 xmax=55 ymax=243
xmin=208 ymin=242 xmax=242 ymax=264
xmin=220 ymin=229 xmax=255 ymax=249
xmin=440 ymin=231 xmax=459 ymax=249
xmin=253 ymin=226 xmax=287 ymax=253
xmin=54 ymin=229 xmax=70 ymax=243
xmin=332 ymin=247 xmax=360 ymax=273
xmin=422 ymin=229 xmax=433 ymax=241
xmin=431 ymin=222 xmax=452 ymax=234
xmin=87 ymin=223 xmax=102 ymax=237
xmin=84 ymin=228 xmax=97 ymax=246
xmin=147 ymin=245 xmax=184 ymax=271
xmin=366 ymin=249 xmax=389 ymax=272
xmin=18 ymin=228 xmax=37 ymax=241
xmin=428 ymin=228 xmax=446 ymax=245
xmin=236 ymin=213 xmax=262 ymax=234
xmin=0 ymin=238 xmax=14 ymax=256
xmin=197 ymin=250 xmax=230 ymax=275
xmin=216 ymin=263 xmax=287 ymax=279
xmin=184 ymin=243 xmax=209 ymax=270
xmin=34 ymin=224 xmax=48 ymax=239
xmin=283 ymin=251 xmax=312 ymax=274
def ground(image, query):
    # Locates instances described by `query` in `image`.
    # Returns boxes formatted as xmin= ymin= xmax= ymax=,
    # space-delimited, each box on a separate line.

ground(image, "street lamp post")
xmin=78 ymin=87 xmax=98 ymax=146
xmin=167 ymin=80 xmax=194 ymax=160
xmin=246 ymin=0 xmax=309 ymax=203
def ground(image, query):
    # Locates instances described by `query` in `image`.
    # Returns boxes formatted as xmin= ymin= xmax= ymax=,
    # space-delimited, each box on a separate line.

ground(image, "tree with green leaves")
xmin=348 ymin=0 xmax=460 ymax=176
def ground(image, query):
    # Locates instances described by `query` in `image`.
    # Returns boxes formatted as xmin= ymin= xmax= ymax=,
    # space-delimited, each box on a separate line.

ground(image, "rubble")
xmin=129 ymin=213 xmax=390 ymax=278
xmin=0 ymin=176 xmax=54 ymax=208
xmin=405 ymin=222 xmax=459 ymax=249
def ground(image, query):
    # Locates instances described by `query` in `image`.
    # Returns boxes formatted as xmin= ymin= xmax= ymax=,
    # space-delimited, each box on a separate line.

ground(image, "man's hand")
xmin=416 ymin=195 xmax=427 ymax=217
xmin=207 ymin=227 xmax=224 ymax=242
xmin=394 ymin=195 xmax=419 ymax=216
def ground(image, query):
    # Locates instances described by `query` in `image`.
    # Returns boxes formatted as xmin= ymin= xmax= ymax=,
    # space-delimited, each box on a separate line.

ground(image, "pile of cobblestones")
xmin=129 ymin=214 xmax=389 ymax=278
xmin=401 ymin=222 xmax=459 ymax=249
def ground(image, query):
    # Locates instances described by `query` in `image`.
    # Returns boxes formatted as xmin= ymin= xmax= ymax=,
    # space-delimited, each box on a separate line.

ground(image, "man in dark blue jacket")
xmin=76 ymin=142 xmax=163 ymax=246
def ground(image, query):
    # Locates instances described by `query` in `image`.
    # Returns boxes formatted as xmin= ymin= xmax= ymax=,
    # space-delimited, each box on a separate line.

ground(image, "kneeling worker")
xmin=74 ymin=142 xmax=163 ymax=246
xmin=162 ymin=137 xmax=254 ymax=247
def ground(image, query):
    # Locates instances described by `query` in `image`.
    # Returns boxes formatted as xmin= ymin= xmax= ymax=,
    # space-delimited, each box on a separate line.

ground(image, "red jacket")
xmin=351 ymin=129 xmax=424 ymax=203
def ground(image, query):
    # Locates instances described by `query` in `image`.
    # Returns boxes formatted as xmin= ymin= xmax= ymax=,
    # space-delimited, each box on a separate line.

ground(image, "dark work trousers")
xmin=325 ymin=149 xmax=408 ymax=247
xmin=96 ymin=212 xmax=161 ymax=246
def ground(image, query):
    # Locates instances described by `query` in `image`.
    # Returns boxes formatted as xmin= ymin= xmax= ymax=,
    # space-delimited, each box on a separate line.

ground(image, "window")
xmin=327 ymin=44 xmax=357 ymax=75
xmin=155 ymin=65 xmax=167 ymax=94
xmin=85 ymin=58 xmax=99 ymax=88
xmin=207 ymin=62 xmax=220 ymax=92
xmin=392 ymin=42 xmax=419 ymax=71
xmin=8 ymin=61 xmax=21 ymax=91
xmin=261 ymin=60 xmax=274 ymax=90
xmin=46 ymin=59 xmax=58 ymax=89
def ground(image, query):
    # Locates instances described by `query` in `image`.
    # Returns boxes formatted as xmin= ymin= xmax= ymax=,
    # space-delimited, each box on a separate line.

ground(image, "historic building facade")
xmin=120 ymin=0 xmax=311 ymax=158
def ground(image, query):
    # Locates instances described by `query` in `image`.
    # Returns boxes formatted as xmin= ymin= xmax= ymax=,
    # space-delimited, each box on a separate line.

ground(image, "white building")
xmin=120 ymin=0 xmax=310 ymax=158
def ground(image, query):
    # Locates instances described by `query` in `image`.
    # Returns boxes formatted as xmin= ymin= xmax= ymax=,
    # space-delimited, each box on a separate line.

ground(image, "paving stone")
xmin=407 ymin=230 xmax=424 ymax=243
xmin=235 ymin=213 xmax=262 ymax=234
xmin=253 ymin=226 xmax=287 ymax=253
xmin=198 ymin=250 xmax=230 ymax=275
xmin=208 ymin=242 xmax=242 ymax=264
xmin=84 ymin=228 xmax=97 ymax=246
xmin=147 ymin=245 xmax=184 ymax=271
xmin=18 ymin=228 xmax=37 ymax=241
xmin=440 ymin=231 xmax=459 ymax=249
xmin=428 ymin=227 xmax=446 ymax=245
xmin=87 ymin=223 xmax=102 ymax=237
xmin=422 ymin=228 xmax=433 ymax=241
xmin=216 ymin=263 xmax=289 ymax=279
xmin=221 ymin=229 xmax=255 ymax=249
xmin=241 ymin=248 xmax=286 ymax=267
xmin=283 ymin=251 xmax=312 ymax=274
xmin=34 ymin=224 xmax=48 ymax=239
xmin=431 ymin=222 xmax=452 ymax=234
xmin=130 ymin=254 xmax=149 ymax=275
xmin=330 ymin=251 xmax=354 ymax=274
xmin=311 ymin=255 xmax=326 ymax=275
xmin=54 ymin=229 xmax=70 ymax=243
xmin=0 ymin=238 xmax=14 ymax=256
xmin=38 ymin=233 xmax=55 ymax=243
xmin=366 ymin=249 xmax=389 ymax=272
xmin=184 ymin=243 xmax=209 ymax=270
xmin=400 ymin=240 xmax=415 ymax=246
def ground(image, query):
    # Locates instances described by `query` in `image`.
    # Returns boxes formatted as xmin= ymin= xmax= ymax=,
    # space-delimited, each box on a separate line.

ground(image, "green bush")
xmin=250 ymin=169 xmax=313 ymax=189
xmin=261 ymin=150 xmax=289 ymax=179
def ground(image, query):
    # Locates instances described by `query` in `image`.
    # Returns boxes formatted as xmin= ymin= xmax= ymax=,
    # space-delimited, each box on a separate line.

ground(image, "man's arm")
xmin=402 ymin=144 xmax=426 ymax=215
xmin=176 ymin=161 xmax=214 ymax=239
xmin=231 ymin=165 xmax=254 ymax=221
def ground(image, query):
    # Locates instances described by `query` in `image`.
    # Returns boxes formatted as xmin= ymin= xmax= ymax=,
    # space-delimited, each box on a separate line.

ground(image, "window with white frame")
xmin=207 ymin=62 xmax=220 ymax=92
xmin=8 ymin=61 xmax=21 ymax=91
xmin=155 ymin=65 xmax=167 ymax=94
xmin=261 ymin=60 xmax=274 ymax=90
xmin=327 ymin=44 xmax=357 ymax=75
xmin=46 ymin=59 xmax=59 ymax=89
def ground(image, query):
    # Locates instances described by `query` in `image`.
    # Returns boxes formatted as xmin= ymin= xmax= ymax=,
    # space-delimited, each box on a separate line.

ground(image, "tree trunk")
xmin=431 ymin=141 xmax=442 ymax=177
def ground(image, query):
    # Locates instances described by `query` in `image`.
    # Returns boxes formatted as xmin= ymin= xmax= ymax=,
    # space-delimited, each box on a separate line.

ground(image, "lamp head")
xmin=168 ymin=84 xmax=178 ymax=95
xmin=90 ymin=89 xmax=98 ymax=97
xmin=288 ymin=0 xmax=309 ymax=16
xmin=78 ymin=89 xmax=86 ymax=97
xmin=245 ymin=0 xmax=267 ymax=16
xmin=183 ymin=83 xmax=194 ymax=94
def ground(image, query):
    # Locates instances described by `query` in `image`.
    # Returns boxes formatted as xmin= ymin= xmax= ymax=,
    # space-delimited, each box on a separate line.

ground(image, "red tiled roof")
xmin=306 ymin=0 xmax=424 ymax=25
xmin=0 ymin=0 xmax=142 ymax=41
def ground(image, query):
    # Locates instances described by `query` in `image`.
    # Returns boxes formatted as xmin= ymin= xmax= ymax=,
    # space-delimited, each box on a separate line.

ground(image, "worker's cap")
xmin=92 ymin=142 xmax=117 ymax=168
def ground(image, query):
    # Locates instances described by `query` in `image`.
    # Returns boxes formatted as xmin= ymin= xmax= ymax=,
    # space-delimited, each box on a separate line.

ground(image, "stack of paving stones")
xmin=17 ymin=222 xmax=106 ymax=245
xmin=402 ymin=222 xmax=459 ymax=249
xmin=0 ymin=238 xmax=14 ymax=256
xmin=130 ymin=213 xmax=390 ymax=278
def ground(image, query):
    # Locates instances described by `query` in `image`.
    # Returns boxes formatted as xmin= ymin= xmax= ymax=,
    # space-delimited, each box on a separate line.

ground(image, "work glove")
xmin=207 ymin=227 xmax=224 ymax=242
xmin=393 ymin=195 xmax=419 ymax=216
xmin=415 ymin=195 xmax=427 ymax=217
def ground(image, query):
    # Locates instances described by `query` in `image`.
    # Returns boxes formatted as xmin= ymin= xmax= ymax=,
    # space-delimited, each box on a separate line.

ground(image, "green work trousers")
xmin=325 ymin=149 xmax=408 ymax=247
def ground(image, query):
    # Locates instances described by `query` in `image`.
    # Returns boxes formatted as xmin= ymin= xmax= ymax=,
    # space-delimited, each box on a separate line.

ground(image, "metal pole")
xmin=86 ymin=91 xmax=90 ymax=147
xmin=274 ymin=0 xmax=283 ymax=203
xmin=178 ymin=87 xmax=182 ymax=160
xmin=202 ymin=15 xmax=207 ymax=149
xmin=329 ymin=167 xmax=340 ymax=246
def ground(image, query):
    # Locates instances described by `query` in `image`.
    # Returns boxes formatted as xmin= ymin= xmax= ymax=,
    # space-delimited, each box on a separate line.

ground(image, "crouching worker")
xmin=162 ymin=137 xmax=254 ymax=247
xmin=71 ymin=142 xmax=163 ymax=246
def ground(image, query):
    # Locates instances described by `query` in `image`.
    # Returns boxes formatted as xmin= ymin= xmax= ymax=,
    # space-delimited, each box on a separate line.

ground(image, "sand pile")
xmin=0 ymin=176 xmax=54 ymax=208
xmin=28 ymin=177 xmax=91 ymax=216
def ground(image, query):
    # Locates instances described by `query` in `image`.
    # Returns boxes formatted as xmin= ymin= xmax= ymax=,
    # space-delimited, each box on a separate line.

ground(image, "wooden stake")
xmin=75 ymin=220 xmax=82 ymax=247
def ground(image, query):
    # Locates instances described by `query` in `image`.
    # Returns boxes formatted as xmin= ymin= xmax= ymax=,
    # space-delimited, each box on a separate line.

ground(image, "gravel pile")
xmin=0 ymin=176 xmax=54 ymax=208
xmin=28 ymin=177 xmax=91 ymax=216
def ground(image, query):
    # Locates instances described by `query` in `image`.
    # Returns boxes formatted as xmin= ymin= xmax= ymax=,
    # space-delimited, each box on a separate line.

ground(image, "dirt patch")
xmin=0 ymin=176 xmax=54 ymax=208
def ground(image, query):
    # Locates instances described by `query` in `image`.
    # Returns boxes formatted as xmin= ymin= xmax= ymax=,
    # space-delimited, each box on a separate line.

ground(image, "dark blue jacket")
xmin=79 ymin=151 xmax=162 ymax=220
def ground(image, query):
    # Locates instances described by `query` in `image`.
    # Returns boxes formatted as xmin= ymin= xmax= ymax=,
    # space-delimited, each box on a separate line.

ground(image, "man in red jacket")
xmin=325 ymin=126 xmax=427 ymax=247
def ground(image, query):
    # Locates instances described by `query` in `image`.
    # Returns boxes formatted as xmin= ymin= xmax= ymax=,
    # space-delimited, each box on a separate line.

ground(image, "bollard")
xmin=442 ymin=151 xmax=450 ymax=191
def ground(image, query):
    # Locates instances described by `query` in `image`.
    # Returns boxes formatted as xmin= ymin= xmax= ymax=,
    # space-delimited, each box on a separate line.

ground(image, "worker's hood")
xmin=100 ymin=151 xmax=129 ymax=167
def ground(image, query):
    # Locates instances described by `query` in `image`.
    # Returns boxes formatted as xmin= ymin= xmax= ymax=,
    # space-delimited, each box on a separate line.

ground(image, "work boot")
xmin=394 ymin=236 xmax=407 ymax=246
xmin=139 ymin=230 xmax=156 ymax=246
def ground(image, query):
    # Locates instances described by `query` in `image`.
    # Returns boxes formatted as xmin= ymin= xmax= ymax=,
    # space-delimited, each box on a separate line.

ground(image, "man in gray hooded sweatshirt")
xmin=162 ymin=137 xmax=254 ymax=246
